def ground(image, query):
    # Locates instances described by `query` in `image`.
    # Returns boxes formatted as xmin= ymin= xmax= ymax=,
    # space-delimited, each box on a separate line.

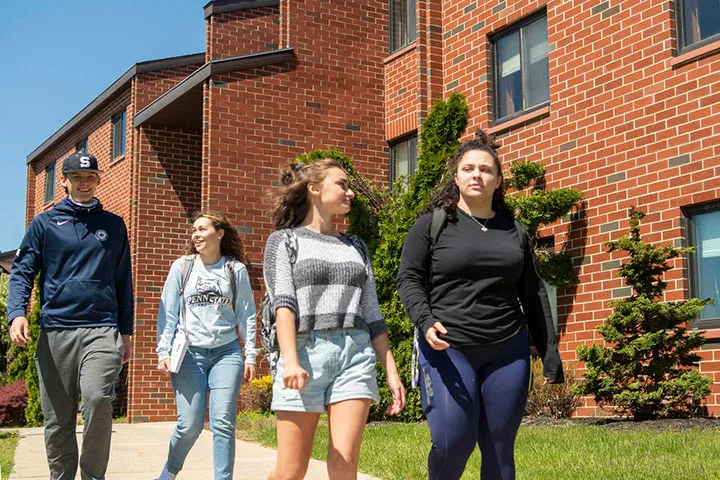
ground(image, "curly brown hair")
xmin=270 ymin=158 xmax=345 ymax=229
xmin=184 ymin=212 xmax=247 ymax=262
xmin=427 ymin=129 xmax=513 ymax=221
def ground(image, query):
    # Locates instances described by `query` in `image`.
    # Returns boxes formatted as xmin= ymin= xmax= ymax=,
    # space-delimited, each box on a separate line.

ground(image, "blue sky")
xmin=0 ymin=1 xmax=206 ymax=253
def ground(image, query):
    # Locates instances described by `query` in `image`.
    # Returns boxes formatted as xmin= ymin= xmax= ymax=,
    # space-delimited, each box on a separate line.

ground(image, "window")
xmin=687 ymin=203 xmax=720 ymax=328
xmin=389 ymin=135 xmax=418 ymax=185
xmin=492 ymin=12 xmax=549 ymax=123
xmin=112 ymin=111 xmax=126 ymax=159
xmin=76 ymin=138 xmax=88 ymax=153
xmin=389 ymin=0 xmax=417 ymax=53
xmin=44 ymin=163 xmax=55 ymax=204
xmin=677 ymin=0 xmax=720 ymax=51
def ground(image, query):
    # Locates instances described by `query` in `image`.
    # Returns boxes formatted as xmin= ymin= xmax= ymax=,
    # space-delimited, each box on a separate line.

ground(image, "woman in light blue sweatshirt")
xmin=155 ymin=212 xmax=257 ymax=480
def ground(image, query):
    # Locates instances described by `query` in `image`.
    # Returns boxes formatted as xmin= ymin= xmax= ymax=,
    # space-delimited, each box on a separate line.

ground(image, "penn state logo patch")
xmin=95 ymin=229 xmax=108 ymax=242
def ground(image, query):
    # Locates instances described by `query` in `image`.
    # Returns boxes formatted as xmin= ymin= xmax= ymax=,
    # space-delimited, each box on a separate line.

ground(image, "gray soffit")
xmin=204 ymin=0 xmax=280 ymax=19
xmin=133 ymin=48 xmax=294 ymax=130
xmin=27 ymin=53 xmax=205 ymax=165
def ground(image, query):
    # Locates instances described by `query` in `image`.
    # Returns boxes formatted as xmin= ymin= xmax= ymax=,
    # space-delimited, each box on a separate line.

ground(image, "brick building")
xmin=24 ymin=0 xmax=720 ymax=419
xmin=382 ymin=0 xmax=720 ymax=416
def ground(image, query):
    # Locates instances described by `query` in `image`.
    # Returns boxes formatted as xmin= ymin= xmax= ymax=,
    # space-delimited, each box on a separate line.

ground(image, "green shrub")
xmin=525 ymin=358 xmax=581 ymax=418
xmin=239 ymin=375 xmax=273 ymax=413
xmin=575 ymin=208 xmax=712 ymax=420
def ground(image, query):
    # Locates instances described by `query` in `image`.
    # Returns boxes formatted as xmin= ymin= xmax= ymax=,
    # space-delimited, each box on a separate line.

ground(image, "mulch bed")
xmin=521 ymin=416 xmax=720 ymax=431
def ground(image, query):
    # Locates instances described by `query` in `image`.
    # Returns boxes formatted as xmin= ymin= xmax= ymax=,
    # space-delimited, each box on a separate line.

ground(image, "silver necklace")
xmin=469 ymin=215 xmax=492 ymax=232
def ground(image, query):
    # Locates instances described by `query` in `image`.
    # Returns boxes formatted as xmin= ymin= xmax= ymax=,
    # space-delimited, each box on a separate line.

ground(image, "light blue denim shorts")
xmin=271 ymin=328 xmax=380 ymax=413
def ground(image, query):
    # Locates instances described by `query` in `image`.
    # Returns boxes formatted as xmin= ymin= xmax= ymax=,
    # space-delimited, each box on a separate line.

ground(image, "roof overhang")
xmin=26 ymin=53 xmax=205 ymax=165
xmin=133 ymin=48 xmax=294 ymax=131
xmin=204 ymin=0 xmax=279 ymax=19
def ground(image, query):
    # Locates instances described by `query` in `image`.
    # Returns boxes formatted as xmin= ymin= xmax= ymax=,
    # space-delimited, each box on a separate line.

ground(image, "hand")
xmin=425 ymin=322 xmax=450 ymax=351
xmin=244 ymin=363 xmax=257 ymax=382
xmin=9 ymin=317 xmax=30 ymax=348
xmin=122 ymin=335 xmax=133 ymax=364
xmin=157 ymin=358 xmax=171 ymax=373
xmin=386 ymin=372 xmax=406 ymax=415
xmin=283 ymin=362 xmax=310 ymax=390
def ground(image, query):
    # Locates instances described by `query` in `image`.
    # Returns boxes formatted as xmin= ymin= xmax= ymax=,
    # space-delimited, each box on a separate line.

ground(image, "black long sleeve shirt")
xmin=397 ymin=209 xmax=564 ymax=382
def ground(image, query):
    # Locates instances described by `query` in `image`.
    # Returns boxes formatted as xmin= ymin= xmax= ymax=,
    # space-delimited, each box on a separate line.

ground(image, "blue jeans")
xmin=167 ymin=340 xmax=244 ymax=480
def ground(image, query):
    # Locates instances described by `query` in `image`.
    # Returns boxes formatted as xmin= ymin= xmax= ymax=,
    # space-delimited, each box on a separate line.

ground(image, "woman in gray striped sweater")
xmin=263 ymin=158 xmax=405 ymax=480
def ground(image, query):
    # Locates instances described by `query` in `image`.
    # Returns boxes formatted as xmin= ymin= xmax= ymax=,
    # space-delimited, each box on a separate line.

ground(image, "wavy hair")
xmin=185 ymin=212 xmax=247 ymax=262
xmin=270 ymin=158 xmax=344 ymax=229
xmin=427 ymin=129 xmax=513 ymax=221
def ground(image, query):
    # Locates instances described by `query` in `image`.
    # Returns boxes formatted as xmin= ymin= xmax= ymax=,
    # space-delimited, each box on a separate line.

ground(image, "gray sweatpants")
xmin=35 ymin=326 xmax=124 ymax=480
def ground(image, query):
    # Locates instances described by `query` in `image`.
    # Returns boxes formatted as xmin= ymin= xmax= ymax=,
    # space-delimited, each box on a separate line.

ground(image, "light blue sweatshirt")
xmin=156 ymin=256 xmax=257 ymax=364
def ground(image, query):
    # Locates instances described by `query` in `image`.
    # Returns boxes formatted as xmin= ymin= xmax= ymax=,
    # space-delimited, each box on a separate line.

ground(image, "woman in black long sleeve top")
xmin=397 ymin=131 xmax=564 ymax=480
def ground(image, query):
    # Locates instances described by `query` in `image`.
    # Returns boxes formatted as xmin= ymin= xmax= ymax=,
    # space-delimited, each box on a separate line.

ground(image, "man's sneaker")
xmin=155 ymin=465 xmax=176 ymax=480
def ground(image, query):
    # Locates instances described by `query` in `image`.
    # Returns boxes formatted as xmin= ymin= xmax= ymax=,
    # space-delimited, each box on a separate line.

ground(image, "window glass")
xmin=44 ymin=163 xmax=55 ymax=203
xmin=112 ymin=111 xmax=126 ymax=159
xmin=692 ymin=209 xmax=720 ymax=320
xmin=681 ymin=0 xmax=720 ymax=48
xmin=523 ymin=16 xmax=550 ymax=108
xmin=390 ymin=0 xmax=417 ymax=52
xmin=494 ymin=13 xmax=549 ymax=122
xmin=390 ymin=135 xmax=418 ymax=185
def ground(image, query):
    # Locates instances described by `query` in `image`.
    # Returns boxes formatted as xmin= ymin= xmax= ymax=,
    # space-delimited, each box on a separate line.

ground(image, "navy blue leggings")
xmin=418 ymin=329 xmax=530 ymax=480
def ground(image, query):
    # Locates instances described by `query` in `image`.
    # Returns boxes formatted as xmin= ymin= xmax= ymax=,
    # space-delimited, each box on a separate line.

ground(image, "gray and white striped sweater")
xmin=263 ymin=226 xmax=387 ymax=339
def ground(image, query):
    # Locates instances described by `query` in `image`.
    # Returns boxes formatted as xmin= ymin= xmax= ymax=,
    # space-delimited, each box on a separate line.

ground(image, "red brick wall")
xmin=384 ymin=0 xmax=720 ymax=415
xmin=203 ymin=0 xmax=389 ymax=267
xmin=128 ymin=126 xmax=202 ymax=422
xmin=206 ymin=6 xmax=280 ymax=61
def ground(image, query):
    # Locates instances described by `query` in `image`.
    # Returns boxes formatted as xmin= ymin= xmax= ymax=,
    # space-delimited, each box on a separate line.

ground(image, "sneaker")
xmin=155 ymin=465 xmax=176 ymax=480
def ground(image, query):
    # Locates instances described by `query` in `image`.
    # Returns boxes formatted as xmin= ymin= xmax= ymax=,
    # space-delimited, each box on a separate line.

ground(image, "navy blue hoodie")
xmin=8 ymin=198 xmax=134 ymax=334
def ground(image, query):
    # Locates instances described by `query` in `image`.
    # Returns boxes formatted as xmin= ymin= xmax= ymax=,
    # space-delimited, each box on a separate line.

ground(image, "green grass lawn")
xmin=236 ymin=413 xmax=720 ymax=479
xmin=0 ymin=431 xmax=19 ymax=480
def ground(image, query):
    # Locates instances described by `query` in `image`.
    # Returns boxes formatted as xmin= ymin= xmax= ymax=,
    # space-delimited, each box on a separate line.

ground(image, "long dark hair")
xmin=185 ymin=212 xmax=247 ymax=262
xmin=427 ymin=129 xmax=513 ymax=221
xmin=271 ymin=158 xmax=344 ymax=229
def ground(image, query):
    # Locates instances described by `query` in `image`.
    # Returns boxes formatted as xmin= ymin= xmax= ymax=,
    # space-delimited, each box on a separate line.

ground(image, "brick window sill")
xmin=671 ymin=38 xmax=720 ymax=68
xmin=700 ymin=328 xmax=720 ymax=340
xmin=486 ymin=106 xmax=550 ymax=136
xmin=43 ymin=200 xmax=55 ymax=211
xmin=110 ymin=154 xmax=126 ymax=168
xmin=384 ymin=42 xmax=417 ymax=65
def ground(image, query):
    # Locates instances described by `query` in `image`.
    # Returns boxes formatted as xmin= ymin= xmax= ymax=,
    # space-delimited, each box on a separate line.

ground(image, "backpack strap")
xmin=178 ymin=255 xmax=196 ymax=333
xmin=284 ymin=229 xmax=298 ymax=265
xmin=223 ymin=257 xmax=237 ymax=312
xmin=341 ymin=233 xmax=371 ymax=276
xmin=180 ymin=255 xmax=195 ymax=296
xmin=430 ymin=208 xmax=447 ymax=246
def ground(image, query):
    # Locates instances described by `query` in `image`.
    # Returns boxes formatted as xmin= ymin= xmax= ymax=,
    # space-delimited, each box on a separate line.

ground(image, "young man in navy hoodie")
xmin=8 ymin=152 xmax=134 ymax=480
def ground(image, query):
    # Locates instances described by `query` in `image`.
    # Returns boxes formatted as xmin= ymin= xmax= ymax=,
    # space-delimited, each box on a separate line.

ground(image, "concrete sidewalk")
xmin=8 ymin=422 xmax=381 ymax=479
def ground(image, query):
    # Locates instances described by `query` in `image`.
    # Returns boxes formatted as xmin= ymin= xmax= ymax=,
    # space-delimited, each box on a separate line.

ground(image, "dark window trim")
xmin=388 ymin=133 xmax=418 ymax=187
xmin=683 ymin=202 xmax=720 ymax=330
xmin=112 ymin=110 xmax=126 ymax=159
xmin=389 ymin=0 xmax=417 ymax=54
xmin=675 ymin=0 xmax=720 ymax=54
xmin=44 ymin=162 xmax=56 ymax=204
xmin=490 ymin=8 xmax=550 ymax=125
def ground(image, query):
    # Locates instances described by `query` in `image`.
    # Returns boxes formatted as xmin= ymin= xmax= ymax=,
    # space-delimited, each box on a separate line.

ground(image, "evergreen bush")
xmin=575 ymin=208 xmax=712 ymax=420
